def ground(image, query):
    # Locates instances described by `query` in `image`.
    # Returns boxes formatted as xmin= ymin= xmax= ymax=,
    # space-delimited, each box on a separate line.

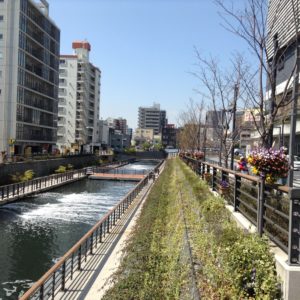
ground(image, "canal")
xmin=0 ymin=161 xmax=156 ymax=299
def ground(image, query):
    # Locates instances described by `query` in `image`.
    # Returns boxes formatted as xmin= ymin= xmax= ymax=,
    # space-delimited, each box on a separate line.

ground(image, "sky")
xmin=49 ymin=0 xmax=249 ymax=129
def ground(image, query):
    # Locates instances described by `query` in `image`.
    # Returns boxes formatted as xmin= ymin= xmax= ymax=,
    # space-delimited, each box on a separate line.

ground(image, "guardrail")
xmin=181 ymin=156 xmax=300 ymax=266
xmin=19 ymin=163 xmax=161 ymax=300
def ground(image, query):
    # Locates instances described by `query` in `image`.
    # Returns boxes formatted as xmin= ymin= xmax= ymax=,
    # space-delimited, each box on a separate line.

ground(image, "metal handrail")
xmin=0 ymin=159 xmax=135 ymax=204
xmin=19 ymin=170 xmax=153 ymax=300
xmin=181 ymin=156 xmax=295 ymax=262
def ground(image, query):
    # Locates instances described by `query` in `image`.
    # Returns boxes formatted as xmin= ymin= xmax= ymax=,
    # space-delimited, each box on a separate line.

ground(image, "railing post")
xmin=78 ymin=245 xmax=82 ymax=270
xmin=233 ymin=174 xmax=241 ymax=211
xmin=107 ymin=216 xmax=110 ymax=233
xmin=85 ymin=240 xmax=88 ymax=261
xmin=71 ymin=253 xmax=74 ymax=280
xmin=212 ymin=167 xmax=217 ymax=191
xmin=100 ymin=223 xmax=103 ymax=242
xmin=52 ymin=273 xmax=55 ymax=300
xmin=39 ymin=283 xmax=44 ymax=300
xmin=257 ymin=178 xmax=265 ymax=236
xmin=61 ymin=262 xmax=66 ymax=291
xmin=90 ymin=233 xmax=93 ymax=255
xmin=288 ymin=188 xmax=300 ymax=265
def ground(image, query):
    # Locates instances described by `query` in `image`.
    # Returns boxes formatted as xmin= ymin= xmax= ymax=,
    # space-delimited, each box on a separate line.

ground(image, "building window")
xmin=0 ymin=16 xmax=3 ymax=21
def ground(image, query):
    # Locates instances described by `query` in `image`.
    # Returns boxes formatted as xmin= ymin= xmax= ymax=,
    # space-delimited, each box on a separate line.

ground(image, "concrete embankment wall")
xmin=116 ymin=151 xmax=166 ymax=161
xmin=0 ymin=155 xmax=98 ymax=186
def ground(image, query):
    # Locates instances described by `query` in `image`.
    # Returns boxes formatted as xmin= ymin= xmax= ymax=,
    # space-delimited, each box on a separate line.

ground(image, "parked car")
xmin=234 ymin=148 xmax=245 ymax=157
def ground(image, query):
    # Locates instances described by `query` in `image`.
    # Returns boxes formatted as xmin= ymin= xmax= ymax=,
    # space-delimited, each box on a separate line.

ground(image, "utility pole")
xmin=230 ymin=84 xmax=239 ymax=170
xmin=219 ymin=111 xmax=224 ymax=166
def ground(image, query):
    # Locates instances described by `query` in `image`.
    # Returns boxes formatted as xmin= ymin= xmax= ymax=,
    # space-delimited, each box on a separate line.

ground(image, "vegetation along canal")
xmin=0 ymin=161 xmax=157 ymax=299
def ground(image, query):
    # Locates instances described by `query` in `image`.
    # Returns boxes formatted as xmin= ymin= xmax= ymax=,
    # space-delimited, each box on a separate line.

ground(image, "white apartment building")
xmin=0 ymin=0 xmax=60 ymax=155
xmin=57 ymin=55 xmax=77 ymax=152
xmin=58 ymin=41 xmax=101 ymax=153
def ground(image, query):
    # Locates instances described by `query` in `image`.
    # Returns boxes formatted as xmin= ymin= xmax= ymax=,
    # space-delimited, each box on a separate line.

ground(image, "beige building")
xmin=133 ymin=128 xmax=154 ymax=145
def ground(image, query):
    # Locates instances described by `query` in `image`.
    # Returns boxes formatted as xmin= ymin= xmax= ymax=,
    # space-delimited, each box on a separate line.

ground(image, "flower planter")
xmin=219 ymin=187 xmax=230 ymax=196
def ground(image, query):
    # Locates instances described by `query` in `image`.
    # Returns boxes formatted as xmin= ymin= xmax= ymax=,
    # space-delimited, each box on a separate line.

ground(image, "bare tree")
xmin=192 ymin=51 xmax=243 ymax=167
xmin=177 ymin=99 xmax=206 ymax=151
xmin=216 ymin=0 xmax=299 ymax=148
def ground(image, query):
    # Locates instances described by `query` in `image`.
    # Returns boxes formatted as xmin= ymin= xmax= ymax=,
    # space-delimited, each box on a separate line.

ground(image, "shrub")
xmin=55 ymin=165 xmax=66 ymax=173
xmin=11 ymin=169 xmax=35 ymax=183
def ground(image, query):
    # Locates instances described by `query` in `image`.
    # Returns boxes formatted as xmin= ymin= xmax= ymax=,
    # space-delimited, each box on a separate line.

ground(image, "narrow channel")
xmin=0 ymin=161 xmax=156 ymax=300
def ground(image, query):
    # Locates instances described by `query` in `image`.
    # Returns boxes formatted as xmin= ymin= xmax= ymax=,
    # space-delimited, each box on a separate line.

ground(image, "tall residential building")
xmin=0 ymin=0 xmax=60 ymax=155
xmin=57 ymin=55 xmax=77 ymax=152
xmin=138 ymin=103 xmax=167 ymax=135
xmin=58 ymin=41 xmax=101 ymax=152
xmin=267 ymin=0 xmax=300 ymax=151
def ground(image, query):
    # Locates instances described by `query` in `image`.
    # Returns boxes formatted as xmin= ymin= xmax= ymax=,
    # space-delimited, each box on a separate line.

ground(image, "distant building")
xmin=162 ymin=124 xmax=177 ymax=148
xmin=205 ymin=110 xmax=224 ymax=146
xmin=113 ymin=118 xmax=127 ymax=135
xmin=58 ymin=41 xmax=101 ymax=152
xmin=0 ymin=0 xmax=60 ymax=155
xmin=133 ymin=128 xmax=154 ymax=145
xmin=138 ymin=103 xmax=167 ymax=135
xmin=110 ymin=131 xmax=131 ymax=151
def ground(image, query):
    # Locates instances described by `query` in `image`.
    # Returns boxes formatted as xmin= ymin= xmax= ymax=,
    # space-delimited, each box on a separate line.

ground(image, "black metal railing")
xmin=182 ymin=156 xmax=300 ymax=266
xmin=19 ymin=165 xmax=159 ymax=300
xmin=0 ymin=169 xmax=87 ymax=203
xmin=0 ymin=159 xmax=137 ymax=203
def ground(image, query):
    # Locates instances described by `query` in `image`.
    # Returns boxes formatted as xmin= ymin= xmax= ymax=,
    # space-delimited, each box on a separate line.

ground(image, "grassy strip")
xmin=103 ymin=159 xmax=190 ymax=299
xmin=103 ymin=158 xmax=280 ymax=299
xmin=178 ymin=160 xmax=280 ymax=299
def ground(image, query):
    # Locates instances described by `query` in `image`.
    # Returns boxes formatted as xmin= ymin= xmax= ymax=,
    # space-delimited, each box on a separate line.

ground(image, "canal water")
xmin=0 ymin=161 xmax=157 ymax=300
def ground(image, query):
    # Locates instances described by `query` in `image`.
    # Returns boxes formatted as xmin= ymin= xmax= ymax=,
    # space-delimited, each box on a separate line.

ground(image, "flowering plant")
xmin=193 ymin=151 xmax=204 ymax=160
xmin=220 ymin=180 xmax=229 ymax=188
xmin=247 ymin=148 xmax=289 ymax=184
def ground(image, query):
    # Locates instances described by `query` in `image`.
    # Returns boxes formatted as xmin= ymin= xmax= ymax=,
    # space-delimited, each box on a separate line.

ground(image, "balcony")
xmin=57 ymin=127 xmax=66 ymax=135
xmin=58 ymin=107 xmax=67 ymax=115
